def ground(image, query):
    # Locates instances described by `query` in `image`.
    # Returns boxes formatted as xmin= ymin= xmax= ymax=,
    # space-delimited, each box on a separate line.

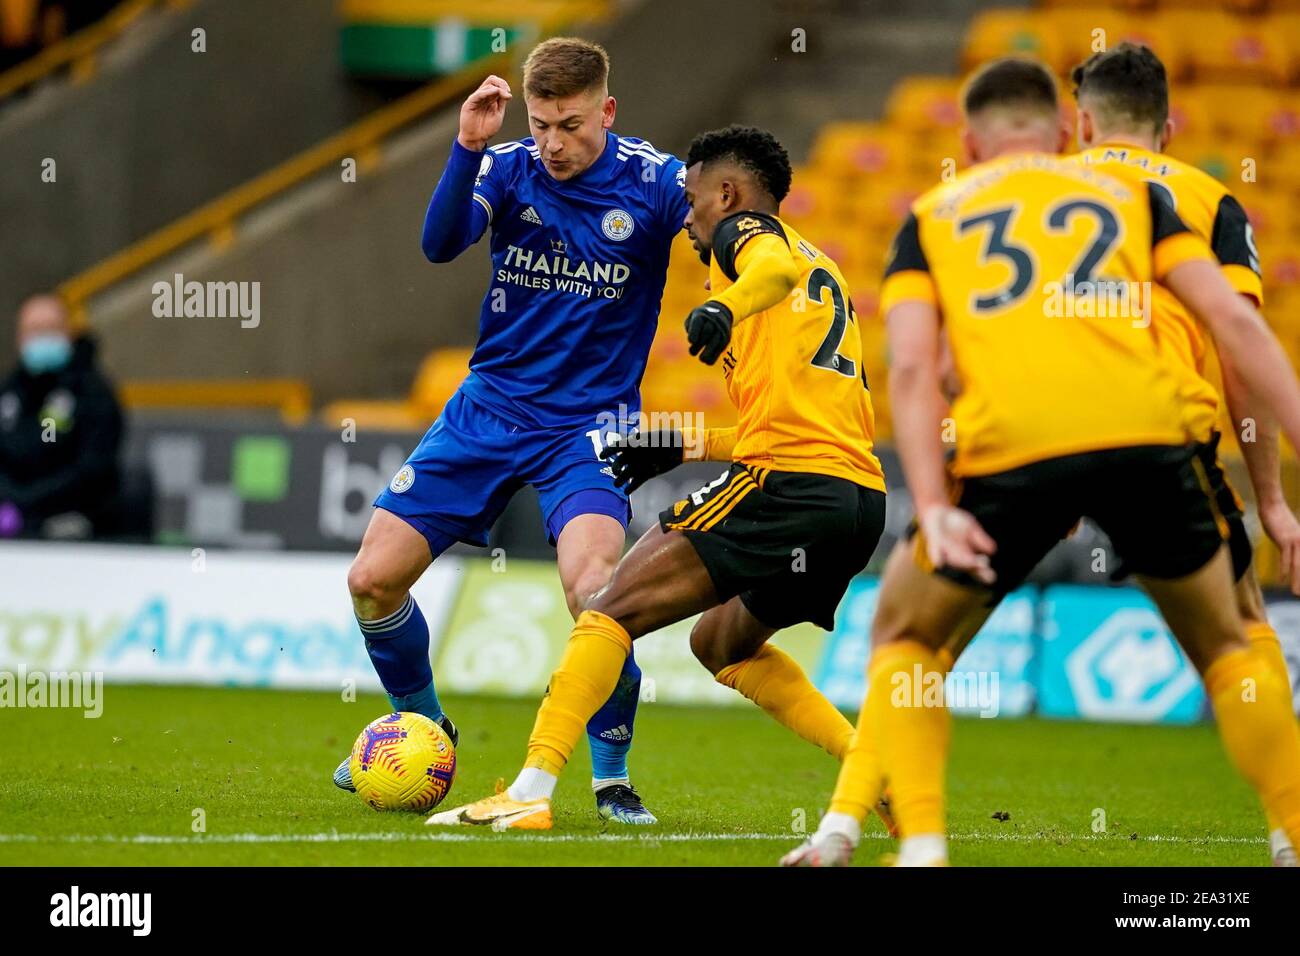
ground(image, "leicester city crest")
xmin=389 ymin=464 xmax=415 ymax=494
xmin=601 ymin=208 xmax=636 ymax=241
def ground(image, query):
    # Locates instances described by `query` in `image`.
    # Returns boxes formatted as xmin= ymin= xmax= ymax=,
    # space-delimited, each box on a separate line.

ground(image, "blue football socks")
xmin=586 ymin=648 xmax=642 ymax=788
xmin=358 ymin=594 xmax=445 ymax=722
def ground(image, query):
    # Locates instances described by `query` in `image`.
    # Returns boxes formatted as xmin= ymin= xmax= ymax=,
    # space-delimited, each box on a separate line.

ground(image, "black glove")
xmin=599 ymin=429 xmax=684 ymax=494
xmin=684 ymin=300 xmax=734 ymax=366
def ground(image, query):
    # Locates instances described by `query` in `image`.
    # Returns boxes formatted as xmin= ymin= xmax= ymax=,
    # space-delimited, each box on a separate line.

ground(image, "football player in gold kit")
xmin=794 ymin=44 xmax=1300 ymax=868
xmin=429 ymin=126 xmax=891 ymax=830
xmin=1071 ymin=54 xmax=1300 ymax=864
xmin=786 ymin=58 xmax=1300 ymax=867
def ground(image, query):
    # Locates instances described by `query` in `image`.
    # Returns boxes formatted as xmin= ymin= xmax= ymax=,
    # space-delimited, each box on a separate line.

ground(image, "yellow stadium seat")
xmin=1170 ymin=98 xmax=1287 ymax=156
xmin=640 ymin=360 xmax=733 ymax=425
xmin=1154 ymin=9 xmax=1237 ymax=80
xmin=1239 ymin=192 xmax=1298 ymax=247
xmin=320 ymin=346 xmax=473 ymax=432
xmin=318 ymin=399 xmax=429 ymax=433
xmin=1086 ymin=13 xmax=1196 ymax=81
xmin=1165 ymin=135 xmax=1246 ymax=183
xmin=884 ymin=76 xmax=963 ymax=134
xmin=1040 ymin=8 xmax=1171 ymax=79
xmin=656 ymin=295 xmax=699 ymax=331
xmin=650 ymin=317 xmax=692 ymax=360
xmin=809 ymin=231 xmax=870 ymax=277
xmin=1262 ymin=242 xmax=1300 ymax=292
xmin=1186 ymin=11 xmax=1296 ymax=84
xmin=809 ymin=122 xmax=912 ymax=179
xmin=962 ymin=10 xmax=1072 ymax=76
xmin=906 ymin=128 xmax=965 ymax=179
xmin=851 ymin=175 xmax=936 ymax=233
xmin=409 ymin=347 xmax=473 ymax=419
xmin=782 ymin=168 xmax=846 ymax=227
xmin=1273 ymin=13 xmax=1300 ymax=83
xmin=1265 ymin=142 xmax=1300 ymax=189
xmin=1167 ymin=93 xmax=1216 ymax=142
xmin=1265 ymin=287 xmax=1300 ymax=368
xmin=1225 ymin=0 xmax=1273 ymax=15
xmin=1190 ymin=85 xmax=1300 ymax=148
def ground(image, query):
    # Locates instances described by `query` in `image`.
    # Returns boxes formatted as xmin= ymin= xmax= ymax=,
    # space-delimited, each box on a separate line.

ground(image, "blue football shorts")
xmin=373 ymin=389 xmax=631 ymax=554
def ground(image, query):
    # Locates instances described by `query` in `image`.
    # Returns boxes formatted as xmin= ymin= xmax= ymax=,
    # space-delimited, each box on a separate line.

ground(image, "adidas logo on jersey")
xmin=520 ymin=206 xmax=543 ymax=226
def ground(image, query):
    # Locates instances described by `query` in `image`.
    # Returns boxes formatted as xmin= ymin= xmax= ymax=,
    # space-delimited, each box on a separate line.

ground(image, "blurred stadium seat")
xmin=322 ymin=347 xmax=474 ymax=431
xmin=644 ymin=0 xmax=1300 ymax=505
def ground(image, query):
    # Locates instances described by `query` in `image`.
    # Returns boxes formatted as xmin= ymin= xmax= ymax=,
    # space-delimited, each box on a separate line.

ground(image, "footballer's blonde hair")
xmin=522 ymin=37 xmax=610 ymax=99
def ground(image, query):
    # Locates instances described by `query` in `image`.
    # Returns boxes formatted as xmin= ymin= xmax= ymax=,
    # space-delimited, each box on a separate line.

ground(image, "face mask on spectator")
xmin=20 ymin=334 xmax=72 ymax=375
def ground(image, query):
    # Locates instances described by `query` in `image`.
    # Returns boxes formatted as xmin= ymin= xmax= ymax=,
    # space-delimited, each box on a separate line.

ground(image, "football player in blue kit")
xmin=333 ymin=37 xmax=687 ymax=824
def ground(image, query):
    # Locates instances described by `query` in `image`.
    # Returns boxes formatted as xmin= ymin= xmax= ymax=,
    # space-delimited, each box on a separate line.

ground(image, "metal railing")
xmin=57 ymin=53 xmax=510 ymax=326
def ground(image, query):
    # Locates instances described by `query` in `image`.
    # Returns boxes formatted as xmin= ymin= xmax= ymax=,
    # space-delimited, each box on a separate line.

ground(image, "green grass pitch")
xmin=0 ymin=684 xmax=1272 ymax=866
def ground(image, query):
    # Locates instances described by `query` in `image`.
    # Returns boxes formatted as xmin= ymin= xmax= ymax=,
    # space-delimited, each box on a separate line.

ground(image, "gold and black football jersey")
xmin=1076 ymin=144 xmax=1264 ymax=440
xmin=880 ymin=152 xmax=1216 ymax=477
xmin=705 ymin=211 xmax=886 ymax=492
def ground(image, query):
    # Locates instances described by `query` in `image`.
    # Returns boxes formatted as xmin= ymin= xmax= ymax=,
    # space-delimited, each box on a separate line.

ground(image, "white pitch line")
xmin=0 ymin=830 xmax=1267 ymax=846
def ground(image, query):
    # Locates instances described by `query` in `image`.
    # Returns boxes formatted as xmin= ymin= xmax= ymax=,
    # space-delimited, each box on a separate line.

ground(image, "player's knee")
xmin=347 ymin=559 xmax=399 ymax=620
xmin=1235 ymin=574 xmax=1269 ymax=626
xmin=586 ymin=589 xmax=647 ymax=640
xmin=869 ymin=602 xmax=907 ymax=648
xmin=563 ymin=564 xmax=615 ymax=619
xmin=688 ymin=623 xmax=730 ymax=675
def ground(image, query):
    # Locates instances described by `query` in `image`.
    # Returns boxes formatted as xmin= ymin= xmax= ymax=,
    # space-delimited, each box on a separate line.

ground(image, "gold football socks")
xmin=524 ymin=610 xmax=632 ymax=776
xmin=867 ymin=640 xmax=951 ymax=862
xmin=1205 ymin=645 xmax=1300 ymax=848
xmin=716 ymin=644 xmax=855 ymax=758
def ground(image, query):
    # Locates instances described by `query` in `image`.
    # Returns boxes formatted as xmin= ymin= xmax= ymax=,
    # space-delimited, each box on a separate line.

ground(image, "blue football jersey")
xmin=461 ymin=131 xmax=687 ymax=428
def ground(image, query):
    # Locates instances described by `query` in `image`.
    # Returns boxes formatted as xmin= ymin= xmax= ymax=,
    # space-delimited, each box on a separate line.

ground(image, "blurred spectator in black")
xmin=0 ymin=294 xmax=124 ymax=538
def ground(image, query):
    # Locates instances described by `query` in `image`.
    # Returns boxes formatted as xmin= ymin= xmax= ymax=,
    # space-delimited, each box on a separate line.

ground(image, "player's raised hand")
xmin=599 ymin=430 xmax=684 ymax=494
xmin=1260 ymin=498 xmax=1300 ymax=595
xmin=458 ymin=75 xmax=512 ymax=151
xmin=920 ymin=505 xmax=997 ymax=585
xmin=685 ymin=300 xmax=734 ymax=365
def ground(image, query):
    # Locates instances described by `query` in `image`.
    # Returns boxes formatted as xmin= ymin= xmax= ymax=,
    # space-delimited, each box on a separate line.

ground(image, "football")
xmin=348 ymin=712 xmax=457 ymax=812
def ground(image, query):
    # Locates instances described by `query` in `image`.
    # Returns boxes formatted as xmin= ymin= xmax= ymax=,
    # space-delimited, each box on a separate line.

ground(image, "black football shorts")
xmin=911 ymin=443 xmax=1230 ymax=596
xmin=1196 ymin=432 xmax=1252 ymax=582
xmin=659 ymin=462 xmax=886 ymax=630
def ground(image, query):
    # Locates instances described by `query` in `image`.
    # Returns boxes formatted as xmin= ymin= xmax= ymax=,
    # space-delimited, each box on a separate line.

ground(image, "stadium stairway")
xmin=0 ymin=0 xmax=393 ymax=364
xmin=70 ymin=0 xmax=783 ymax=407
